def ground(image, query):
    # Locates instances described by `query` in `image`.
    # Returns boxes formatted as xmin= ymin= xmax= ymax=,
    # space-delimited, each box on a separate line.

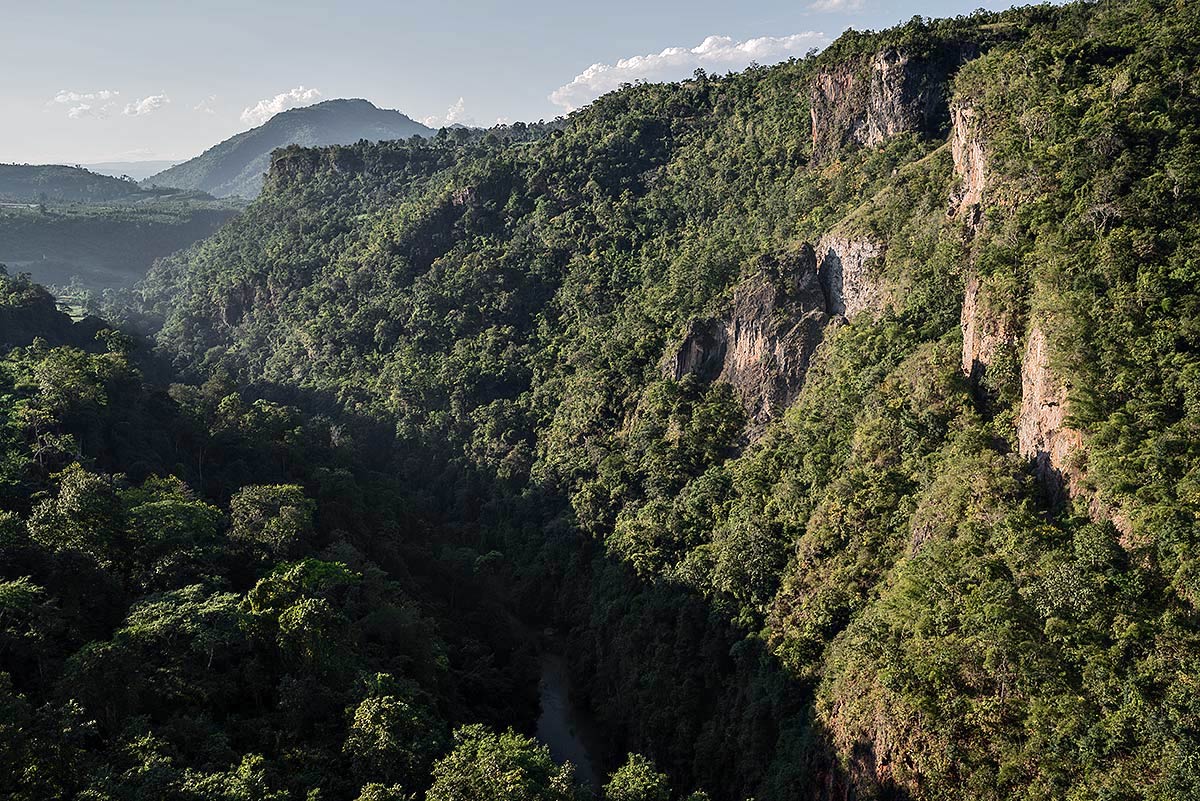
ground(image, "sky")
xmin=0 ymin=0 xmax=1029 ymax=165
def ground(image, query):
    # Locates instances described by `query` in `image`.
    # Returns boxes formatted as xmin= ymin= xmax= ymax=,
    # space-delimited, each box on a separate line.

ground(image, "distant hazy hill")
xmin=144 ymin=99 xmax=435 ymax=198
xmin=83 ymin=160 xmax=180 ymax=181
xmin=0 ymin=164 xmax=149 ymax=204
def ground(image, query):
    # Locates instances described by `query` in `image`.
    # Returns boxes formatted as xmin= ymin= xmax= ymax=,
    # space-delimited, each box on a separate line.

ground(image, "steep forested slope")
xmin=137 ymin=2 xmax=1200 ymax=798
xmin=6 ymin=1 xmax=1200 ymax=799
xmin=0 ymin=267 xmax=633 ymax=800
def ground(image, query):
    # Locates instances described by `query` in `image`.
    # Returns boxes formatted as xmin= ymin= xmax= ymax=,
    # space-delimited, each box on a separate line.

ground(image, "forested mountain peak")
xmin=143 ymin=99 xmax=436 ymax=199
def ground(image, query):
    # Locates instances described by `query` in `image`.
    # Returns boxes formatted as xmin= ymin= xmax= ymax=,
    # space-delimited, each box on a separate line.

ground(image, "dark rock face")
xmin=666 ymin=246 xmax=829 ymax=427
xmin=667 ymin=318 xmax=727 ymax=383
xmin=810 ymin=45 xmax=979 ymax=163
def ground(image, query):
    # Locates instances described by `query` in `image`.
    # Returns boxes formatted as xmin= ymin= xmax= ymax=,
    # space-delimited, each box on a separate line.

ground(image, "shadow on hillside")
xmin=205 ymin=377 xmax=895 ymax=801
xmin=511 ymin=530 xmax=882 ymax=801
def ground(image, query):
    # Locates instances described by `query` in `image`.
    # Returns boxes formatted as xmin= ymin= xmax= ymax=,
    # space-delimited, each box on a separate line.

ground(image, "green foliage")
xmin=604 ymin=754 xmax=670 ymax=801
xmin=0 ymin=193 xmax=237 ymax=292
xmin=425 ymin=725 xmax=580 ymax=801
xmin=28 ymin=464 xmax=124 ymax=564
xmin=344 ymin=688 xmax=444 ymax=789
xmin=5 ymin=2 xmax=1200 ymax=800
xmin=228 ymin=484 xmax=315 ymax=560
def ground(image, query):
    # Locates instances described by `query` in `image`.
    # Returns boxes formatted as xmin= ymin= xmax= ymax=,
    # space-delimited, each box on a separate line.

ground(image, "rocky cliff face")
xmin=1018 ymin=325 xmax=1083 ymax=503
xmin=666 ymin=246 xmax=829 ymax=427
xmin=949 ymin=104 xmax=987 ymax=224
xmin=263 ymin=146 xmax=365 ymax=194
xmin=960 ymin=274 xmax=1015 ymax=386
xmin=810 ymin=45 xmax=977 ymax=163
xmin=816 ymin=235 xmax=884 ymax=319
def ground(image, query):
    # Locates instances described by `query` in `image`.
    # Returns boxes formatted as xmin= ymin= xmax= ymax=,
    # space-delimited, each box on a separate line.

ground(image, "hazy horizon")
xmin=3 ymin=0 xmax=1026 ymax=165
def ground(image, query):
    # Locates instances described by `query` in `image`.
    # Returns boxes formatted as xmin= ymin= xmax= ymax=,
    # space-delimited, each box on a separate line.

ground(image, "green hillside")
xmin=3 ymin=2 xmax=1200 ymax=800
xmin=0 ymin=164 xmax=238 ymax=291
xmin=0 ymin=201 xmax=239 ymax=293
xmin=0 ymin=163 xmax=182 ymax=204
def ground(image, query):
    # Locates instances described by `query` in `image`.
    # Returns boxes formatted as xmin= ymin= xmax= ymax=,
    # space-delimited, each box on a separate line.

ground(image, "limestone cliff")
xmin=666 ymin=246 xmax=829 ymax=427
xmin=949 ymin=103 xmax=987 ymax=224
xmin=1018 ymin=325 xmax=1083 ymax=504
xmin=960 ymin=274 xmax=1016 ymax=387
xmin=810 ymin=45 xmax=978 ymax=163
xmin=816 ymin=235 xmax=884 ymax=319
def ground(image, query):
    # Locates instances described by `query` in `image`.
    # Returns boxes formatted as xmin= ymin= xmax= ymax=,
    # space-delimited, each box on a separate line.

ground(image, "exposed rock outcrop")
xmin=810 ymin=45 xmax=978 ymax=163
xmin=816 ymin=235 xmax=884 ymax=319
xmin=1018 ymin=325 xmax=1083 ymax=504
xmin=960 ymin=274 xmax=1016 ymax=386
xmin=949 ymin=104 xmax=986 ymax=224
xmin=665 ymin=246 xmax=829 ymax=427
xmin=1012 ymin=323 xmax=1129 ymax=531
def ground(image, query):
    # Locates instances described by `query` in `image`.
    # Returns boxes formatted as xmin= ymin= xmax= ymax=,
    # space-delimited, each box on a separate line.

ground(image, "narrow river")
xmin=535 ymin=643 xmax=605 ymax=788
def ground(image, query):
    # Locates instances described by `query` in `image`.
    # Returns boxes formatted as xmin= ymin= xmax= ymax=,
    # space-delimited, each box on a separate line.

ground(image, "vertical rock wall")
xmin=810 ymin=45 xmax=978 ymax=163
xmin=816 ymin=235 xmax=884 ymax=320
xmin=1017 ymin=325 xmax=1084 ymax=504
xmin=665 ymin=246 xmax=830 ymax=428
xmin=960 ymin=274 xmax=1015 ymax=385
xmin=949 ymin=104 xmax=987 ymax=224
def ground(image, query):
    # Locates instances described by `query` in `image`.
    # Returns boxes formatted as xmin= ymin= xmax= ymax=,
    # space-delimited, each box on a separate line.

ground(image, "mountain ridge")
xmin=144 ymin=98 xmax=435 ymax=198
xmin=0 ymin=163 xmax=175 ymax=204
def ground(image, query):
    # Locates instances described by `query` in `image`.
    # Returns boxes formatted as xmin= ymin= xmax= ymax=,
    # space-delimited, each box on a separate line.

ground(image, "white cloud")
xmin=807 ymin=0 xmax=865 ymax=11
xmin=194 ymin=95 xmax=218 ymax=114
xmin=421 ymin=97 xmax=473 ymax=128
xmin=54 ymin=89 xmax=119 ymax=104
xmin=549 ymin=32 xmax=828 ymax=112
xmin=51 ymin=89 xmax=120 ymax=119
xmin=124 ymin=94 xmax=170 ymax=117
xmin=240 ymin=86 xmax=322 ymax=126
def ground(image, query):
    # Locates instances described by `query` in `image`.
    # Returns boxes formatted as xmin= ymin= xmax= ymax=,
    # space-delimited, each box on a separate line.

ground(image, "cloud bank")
xmin=549 ymin=32 xmax=828 ymax=112
xmin=241 ymin=86 xmax=322 ymax=126
xmin=808 ymin=0 xmax=865 ymax=11
xmin=51 ymin=89 xmax=120 ymax=119
xmin=124 ymin=94 xmax=170 ymax=117
xmin=421 ymin=97 xmax=473 ymax=129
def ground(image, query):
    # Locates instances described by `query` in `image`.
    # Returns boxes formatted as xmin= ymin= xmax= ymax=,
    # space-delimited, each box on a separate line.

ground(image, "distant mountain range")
xmin=144 ymin=99 xmax=435 ymax=198
xmin=0 ymin=164 xmax=152 ymax=204
xmin=83 ymin=160 xmax=180 ymax=181
xmin=0 ymin=163 xmax=236 ymax=290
